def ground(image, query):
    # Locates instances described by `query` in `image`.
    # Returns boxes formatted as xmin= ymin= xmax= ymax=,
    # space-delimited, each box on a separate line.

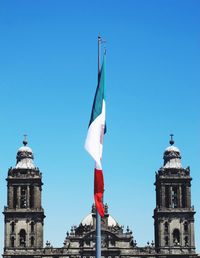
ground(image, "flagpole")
xmin=96 ymin=34 xmax=102 ymax=258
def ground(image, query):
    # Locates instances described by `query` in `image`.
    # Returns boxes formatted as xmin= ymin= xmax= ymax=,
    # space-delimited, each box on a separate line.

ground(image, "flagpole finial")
xmin=169 ymin=134 xmax=174 ymax=145
xmin=98 ymin=34 xmax=102 ymax=44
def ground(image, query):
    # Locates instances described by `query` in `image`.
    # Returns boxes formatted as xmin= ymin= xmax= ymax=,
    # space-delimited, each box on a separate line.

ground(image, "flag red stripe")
xmin=94 ymin=169 xmax=104 ymax=217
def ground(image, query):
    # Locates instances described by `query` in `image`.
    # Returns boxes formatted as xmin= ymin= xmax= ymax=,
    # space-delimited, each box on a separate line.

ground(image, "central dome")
xmin=81 ymin=213 xmax=117 ymax=227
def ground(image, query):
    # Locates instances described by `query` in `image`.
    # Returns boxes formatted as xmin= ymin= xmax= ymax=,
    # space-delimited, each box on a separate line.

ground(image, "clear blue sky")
xmin=0 ymin=0 xmax=199 ymax=252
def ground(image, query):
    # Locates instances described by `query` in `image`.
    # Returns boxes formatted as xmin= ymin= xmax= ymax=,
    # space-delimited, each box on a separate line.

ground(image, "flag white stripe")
xmin=85 ymin=100 xmax=106 ymax=169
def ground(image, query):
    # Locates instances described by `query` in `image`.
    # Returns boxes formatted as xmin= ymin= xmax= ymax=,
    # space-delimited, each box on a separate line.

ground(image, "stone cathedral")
xmin=2 ymin=136 xmax=198 ymax=258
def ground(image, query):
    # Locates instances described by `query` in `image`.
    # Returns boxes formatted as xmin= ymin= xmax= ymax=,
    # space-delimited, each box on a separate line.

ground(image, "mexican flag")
xmin=85 ymin=56 xmax=106 ymax=217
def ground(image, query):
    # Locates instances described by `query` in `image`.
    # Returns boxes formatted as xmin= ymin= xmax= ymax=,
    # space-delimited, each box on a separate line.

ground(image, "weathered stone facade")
xmin=2 ymin=138 xmax=198 ymax=258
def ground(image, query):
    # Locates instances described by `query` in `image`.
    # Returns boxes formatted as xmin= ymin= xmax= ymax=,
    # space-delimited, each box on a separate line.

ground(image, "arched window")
xmin=173 ymin=229 xmax=180 ymax=245
xmin=11 ymin=221 xmax=15 ymax=233
xmin=165 ymin=186 xmax=170 ymax=208
xmin=85 ymin=240 xmax=90 ymax=246
xmin=184 ymin=221 xmax=188 ymax=232
xmin=164 ymin=236 xmax=169 ymax=246
xmin=13 ymin=187 xmax=17 ymax=209
xmin=30 ymin=236 xmax=34 ymax=247
xmin=30 ymin=186 xmax=34 ymax=208
xmin=164 ymin=222 xmax=169 ymax=233
xmin=30 ymin=221 xmax=34 ymax=233
xmin=11 ymin=236 xmax=15 ymax=248
xmin=20 ymin=187 xmax=27 ymax=208
xmin=19 ymin=229 xmax=26 ymax=247
xmin=172 ymin=187 xmax=178 ymax=208
xmin=184 ymin=236 xmax=189 ymax=246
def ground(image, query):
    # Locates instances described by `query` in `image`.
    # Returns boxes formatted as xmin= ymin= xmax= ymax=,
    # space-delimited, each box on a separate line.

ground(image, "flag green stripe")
xmin=89 ymin=57 xmax=105 ymax=126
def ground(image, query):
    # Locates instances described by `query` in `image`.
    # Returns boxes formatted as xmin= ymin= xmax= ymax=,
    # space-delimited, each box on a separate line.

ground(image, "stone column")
xmin=178 ymin=185 xmax=182 ymax=208
xmin=186 ymin=185 xmax=191 ymax=208
xmin=159 ymin=221 xmax=162 ymax=247
xmin=34 ymin=186 xmax=41 ymax=209
xmin=168 ymin=220 xmax=171 ymax=247
xmin=182 ymin=185 xmax=186 ymax=208
xmin=180 ymin=220 xmax=183 ymax=246
xmin=8 ymin=186 xmax=14 ymax=208
xmin=161 ymin=185 xmax=165 ymax=207
xmin=190 ymin=220 xmax=195 ymax=247
xmin=156 ymin=185 xmax=160 ymax=207
xmin=169 ymin=186 xmax=172 ymax=208
xmin=36 ymin=221 xmax=43 ymax=248
xmin=5 ymin=221 xmax=9 ymax=248
xmin=17 ymin=186 xmax=21 ymax=208
xmin=26 ymin=220 xmax=29 ymax=248
xmin=27 ymin=186 xmax=30 ymax=208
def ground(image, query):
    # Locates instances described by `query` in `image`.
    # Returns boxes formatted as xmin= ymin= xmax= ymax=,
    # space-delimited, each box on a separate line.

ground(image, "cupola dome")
xmin=163 ymin=134 xmax=182 ymax=168
xmin=15 ymin=136 xmax=35 ymax=169
xmin=81 ymin=204 xmax=118 ymax=227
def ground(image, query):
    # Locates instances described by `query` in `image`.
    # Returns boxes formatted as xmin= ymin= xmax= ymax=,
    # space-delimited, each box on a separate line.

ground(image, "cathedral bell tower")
xmin=3 ymin=138 xmax=45 ymax=255
xmin=153 ymin=135 xmax=195 ymax=255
